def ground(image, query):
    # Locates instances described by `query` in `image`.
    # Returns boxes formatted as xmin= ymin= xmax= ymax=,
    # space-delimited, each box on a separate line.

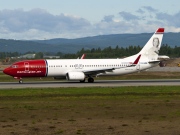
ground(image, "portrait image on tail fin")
xmin=153 ymin=38 xmax=159 ymax=48
xmin=147 ymin=38 xmax=160 ymax=60
xmin=152 ymin=37 xmax=160 ymax=55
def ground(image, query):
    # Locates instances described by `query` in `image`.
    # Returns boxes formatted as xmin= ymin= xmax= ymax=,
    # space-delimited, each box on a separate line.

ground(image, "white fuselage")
xmin=46 ymin=57 xmax=154 ymax=77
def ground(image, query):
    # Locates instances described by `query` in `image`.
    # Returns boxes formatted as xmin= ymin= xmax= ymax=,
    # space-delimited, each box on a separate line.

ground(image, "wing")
xmin=82 ymin=67 xmax=115 ymax=76
xmin=82 ymin=55 xmax=141 ymax=76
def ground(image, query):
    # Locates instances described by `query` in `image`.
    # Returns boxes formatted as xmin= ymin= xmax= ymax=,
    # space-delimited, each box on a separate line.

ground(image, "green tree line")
xmin=0 ymin=44 xmax=180 ymax=59
xmin=60 ymin=44 xmax=180 ymax=59
xmin=61 ymin=45 xmax=141 ymax=59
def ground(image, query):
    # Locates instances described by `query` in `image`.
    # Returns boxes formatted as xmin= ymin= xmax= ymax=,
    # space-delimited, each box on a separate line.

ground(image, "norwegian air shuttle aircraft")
xmin=3 ymin=28 xmax=164 ymax=83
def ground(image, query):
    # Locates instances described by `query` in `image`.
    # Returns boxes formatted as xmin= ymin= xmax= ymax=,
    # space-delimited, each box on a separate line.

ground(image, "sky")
xmin=0 ymin=0 xmax=180 ymax=39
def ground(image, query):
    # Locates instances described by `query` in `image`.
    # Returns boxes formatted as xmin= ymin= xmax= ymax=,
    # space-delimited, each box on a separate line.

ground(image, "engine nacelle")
xmin=66 ymin=72 xmax=85 ymax=81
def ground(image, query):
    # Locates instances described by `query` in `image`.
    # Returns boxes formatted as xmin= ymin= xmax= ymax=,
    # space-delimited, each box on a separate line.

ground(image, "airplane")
xmin=3 ymin=28 xmax=164 ymax=83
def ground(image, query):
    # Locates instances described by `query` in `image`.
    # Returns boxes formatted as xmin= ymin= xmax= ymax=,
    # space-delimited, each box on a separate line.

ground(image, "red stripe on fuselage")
xmin=3 ymin=60 xmax=47 ymax=78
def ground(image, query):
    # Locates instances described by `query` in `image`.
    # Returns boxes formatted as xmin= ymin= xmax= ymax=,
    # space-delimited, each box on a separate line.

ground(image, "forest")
xmin=0 ymin=44 xmax=180 ymax=59
xmin=61 ymin=44 xmax=180 ymax=59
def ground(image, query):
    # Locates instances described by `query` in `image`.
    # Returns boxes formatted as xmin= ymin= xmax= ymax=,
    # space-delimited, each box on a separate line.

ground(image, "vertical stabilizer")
xmin=139 ymin=28 xmax=164 ymax=61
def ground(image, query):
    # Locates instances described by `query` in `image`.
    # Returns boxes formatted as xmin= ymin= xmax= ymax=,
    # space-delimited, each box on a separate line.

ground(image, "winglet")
xmin=133 ymin=55 xmax=141 ymax=64
xmin=81 ymin=54 xmax=86 ymax=59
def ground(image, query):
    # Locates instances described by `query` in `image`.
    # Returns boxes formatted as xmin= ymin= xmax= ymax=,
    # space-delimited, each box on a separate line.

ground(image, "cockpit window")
xmin=11 ymin=65 xmax=18 ymax=68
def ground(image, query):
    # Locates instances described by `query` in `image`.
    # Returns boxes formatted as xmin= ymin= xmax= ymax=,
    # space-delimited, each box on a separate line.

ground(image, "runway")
xmin=0 ymin=79 xmax=180 ymax=89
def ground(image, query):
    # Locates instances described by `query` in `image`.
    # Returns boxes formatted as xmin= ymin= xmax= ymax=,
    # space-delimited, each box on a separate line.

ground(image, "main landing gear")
xmin=79 ymin=77 xmax=94 ymax=83
xmin=88 ymin=77 xmax=94 ymax=83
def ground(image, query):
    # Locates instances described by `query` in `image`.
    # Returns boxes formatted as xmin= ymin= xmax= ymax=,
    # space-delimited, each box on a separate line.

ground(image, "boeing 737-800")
xmin=3 ymin=28 xmax=164 ymax=83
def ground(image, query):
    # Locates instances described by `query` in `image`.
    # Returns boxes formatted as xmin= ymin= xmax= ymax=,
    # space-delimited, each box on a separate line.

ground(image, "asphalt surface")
xmin=0 ymin=79 xmax=180 ymax=89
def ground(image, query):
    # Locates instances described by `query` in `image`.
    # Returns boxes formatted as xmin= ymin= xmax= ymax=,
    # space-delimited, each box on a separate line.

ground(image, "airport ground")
xmin=1 ymin=60 xmax=180 ymax=135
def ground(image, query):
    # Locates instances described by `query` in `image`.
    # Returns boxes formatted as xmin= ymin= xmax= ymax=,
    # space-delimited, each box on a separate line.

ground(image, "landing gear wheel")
xmin=80 ymin=79 xmax=86 ymax=83
xmin=19 ymin=80 xmax=23 ymax=84
xmin=88 ymin=77 xmax=94 ymax=83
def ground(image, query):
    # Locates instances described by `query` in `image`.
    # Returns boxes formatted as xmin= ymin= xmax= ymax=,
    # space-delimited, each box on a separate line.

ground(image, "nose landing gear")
xmin=19 ymin=79 xmax=23 ymax=84
xmin=14 ymin=77 xmax=23 ymax=83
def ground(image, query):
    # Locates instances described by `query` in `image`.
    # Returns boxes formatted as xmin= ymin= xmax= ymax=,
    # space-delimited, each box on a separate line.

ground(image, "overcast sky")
xmin=0 ymin=0 xmax=180 ymax=39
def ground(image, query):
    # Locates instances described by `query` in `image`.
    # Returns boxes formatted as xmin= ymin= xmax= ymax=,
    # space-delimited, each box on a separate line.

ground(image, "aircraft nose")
xmin=3 ymin=67 xmax=11 ymax=75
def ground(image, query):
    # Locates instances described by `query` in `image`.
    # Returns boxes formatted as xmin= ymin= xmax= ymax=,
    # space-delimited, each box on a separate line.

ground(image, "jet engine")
xmin=66 ymin=72 xmax=85 ymax=81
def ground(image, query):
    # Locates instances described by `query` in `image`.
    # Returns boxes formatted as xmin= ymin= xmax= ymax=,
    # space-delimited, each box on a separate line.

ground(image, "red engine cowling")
xmin=66 ymin=72 xmax=85 ymax=81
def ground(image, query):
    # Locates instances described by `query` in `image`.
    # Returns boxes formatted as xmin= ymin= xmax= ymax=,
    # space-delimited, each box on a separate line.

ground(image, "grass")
xmin=0 ymin=86 xmax=180 ymax=97
xmin=1 ymin=86 xmax=180 ymax=134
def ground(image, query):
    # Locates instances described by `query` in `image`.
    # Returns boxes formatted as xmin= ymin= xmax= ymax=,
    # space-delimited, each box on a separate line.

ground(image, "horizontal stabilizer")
xmin=148 ymin=60 xmax=160 ymax=64
xmin=158 ymin=55 xmax=170 ymax=59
